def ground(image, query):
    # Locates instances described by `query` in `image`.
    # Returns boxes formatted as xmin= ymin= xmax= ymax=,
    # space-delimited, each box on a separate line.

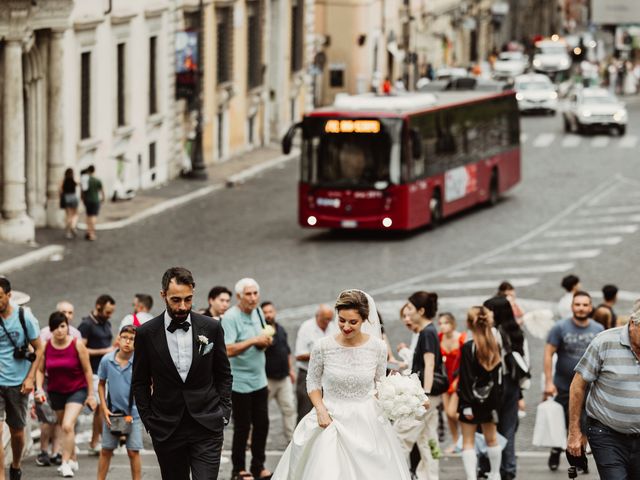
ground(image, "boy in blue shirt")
xmin=97 ymin=325 xmax=141 ymax=480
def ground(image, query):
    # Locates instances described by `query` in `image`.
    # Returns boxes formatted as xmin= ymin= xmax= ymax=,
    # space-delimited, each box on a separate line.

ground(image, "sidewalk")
xmin=0 ymin=145 xmax=296 ymax=273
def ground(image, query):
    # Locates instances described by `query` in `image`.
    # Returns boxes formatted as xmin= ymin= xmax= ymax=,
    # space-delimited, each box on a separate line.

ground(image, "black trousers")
xmin=296 ymin=369 xmax=313 ymax=422
xmin=231 ymin=387 xmax=269 ymax=476
xmin=152 ymin=411 xmax=224 ymax=480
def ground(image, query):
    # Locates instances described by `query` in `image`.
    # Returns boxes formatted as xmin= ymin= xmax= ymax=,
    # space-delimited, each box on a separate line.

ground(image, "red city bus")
xmin=282 ymin=89 xmax=521 ymax=230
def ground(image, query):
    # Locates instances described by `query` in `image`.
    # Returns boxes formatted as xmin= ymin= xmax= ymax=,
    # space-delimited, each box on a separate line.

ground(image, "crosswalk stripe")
xmin=484 ymin=249 xmax=600 ymax=264
xmin=518 ymin=236 xmax=623 ymax=249
xmin=391 ymin=278 xmax=540 ymax=294
xmin=561 ymin=135 xmax=581 ymax=147
xmin=581 ymin=205 xmax=640 ymax=215
xmin=590 ymin=136 xmax=610 ymax=148
xmin=532 ymin=133 xmax=555 ymax=147
xmin=447 ymin=263 xmax=575 ymax=278
xmin=567 ymin=214 xmax=640 ymax=225
xmin=619 ymin=135 xmax=638 ymax=148
xmin=544 ymin=225 xmax=639 ymax=237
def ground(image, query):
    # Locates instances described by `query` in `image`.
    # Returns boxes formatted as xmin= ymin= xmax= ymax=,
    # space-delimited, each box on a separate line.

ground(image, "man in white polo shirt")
xmin=294 ymin=304 xmax=335 ymax=422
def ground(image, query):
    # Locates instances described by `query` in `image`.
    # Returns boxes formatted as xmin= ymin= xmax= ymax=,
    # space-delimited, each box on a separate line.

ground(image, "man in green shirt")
xmin=81 ymin=165 xmax=104 ymax=241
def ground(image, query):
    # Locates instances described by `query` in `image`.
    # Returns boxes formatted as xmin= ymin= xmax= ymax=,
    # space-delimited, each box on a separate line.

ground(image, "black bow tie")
xmin=167 ymin=320 xmax=191 ymax=333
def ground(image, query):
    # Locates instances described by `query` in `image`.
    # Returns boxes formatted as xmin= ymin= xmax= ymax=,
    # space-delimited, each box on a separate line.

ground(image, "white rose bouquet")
xmin=375 ymin=371 xmax=428 ymax=422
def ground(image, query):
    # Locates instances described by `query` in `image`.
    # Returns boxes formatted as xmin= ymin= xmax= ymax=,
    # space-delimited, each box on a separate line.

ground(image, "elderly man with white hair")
xmin=224 ymin=278 xmax=274 ymax=480
xmin=568 ymin=299 xmax=640 ymax=479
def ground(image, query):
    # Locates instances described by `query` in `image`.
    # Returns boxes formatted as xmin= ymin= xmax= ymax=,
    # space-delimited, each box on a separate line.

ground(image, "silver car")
xmin=493 ymin=51 xmax=529 ymax=79
xmin=514 ymin=74 xmax=558 ymax=115
xmin=562 ymin=88 xmax=627 ymax=135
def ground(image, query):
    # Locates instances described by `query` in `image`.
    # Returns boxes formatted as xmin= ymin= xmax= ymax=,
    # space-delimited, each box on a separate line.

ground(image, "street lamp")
xmin=187 ymin=0 xmax=208 ymax=179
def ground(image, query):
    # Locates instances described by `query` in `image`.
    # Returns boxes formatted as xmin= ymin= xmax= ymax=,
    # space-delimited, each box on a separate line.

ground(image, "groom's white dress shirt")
xmin=164 ymin=311 xmax=193 ymax=382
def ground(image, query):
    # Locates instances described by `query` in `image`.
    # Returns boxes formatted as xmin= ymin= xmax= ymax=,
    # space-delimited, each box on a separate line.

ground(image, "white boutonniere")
xmin=198 ymin=335 xmax=214 ymax=355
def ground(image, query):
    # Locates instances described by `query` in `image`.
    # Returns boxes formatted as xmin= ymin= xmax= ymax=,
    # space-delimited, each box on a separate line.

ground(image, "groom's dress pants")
xmin=152 ymin=410 xmax=224 ymax=480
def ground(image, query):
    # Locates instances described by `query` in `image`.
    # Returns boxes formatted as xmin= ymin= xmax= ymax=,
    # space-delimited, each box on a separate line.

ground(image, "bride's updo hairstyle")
xmin=335 ymin=290 xmax=369 ymax=321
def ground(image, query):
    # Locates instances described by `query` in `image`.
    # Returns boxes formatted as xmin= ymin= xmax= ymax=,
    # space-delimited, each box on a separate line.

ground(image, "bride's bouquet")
xmin=375 ymin=371 xmax=428 ymax=422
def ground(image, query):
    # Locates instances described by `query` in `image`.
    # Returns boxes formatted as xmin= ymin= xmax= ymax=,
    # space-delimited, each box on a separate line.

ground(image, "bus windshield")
xmin=301 ymin=118 xmax=402 ymax=188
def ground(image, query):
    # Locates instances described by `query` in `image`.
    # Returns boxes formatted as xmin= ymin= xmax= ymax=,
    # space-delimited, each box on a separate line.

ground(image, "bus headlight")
xmin=613 ymin=110 xmax=627 ymax=122
xmin=515 ymin=93 xmax=524 ymax=101
xmin=307 ymin=216 xmax=317 ymax=226
xmin=382 ymin=217 xmax=393 ymax=228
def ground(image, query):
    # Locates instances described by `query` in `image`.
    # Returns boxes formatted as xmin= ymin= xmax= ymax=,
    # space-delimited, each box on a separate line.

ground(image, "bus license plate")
xmin=341 ymin=220 xmax=358 ymax=228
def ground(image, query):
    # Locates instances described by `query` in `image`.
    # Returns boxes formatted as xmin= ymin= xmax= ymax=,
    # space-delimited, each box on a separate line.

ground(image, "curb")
xmin=78 ymin=149 xmax=298 ymax=231
xmin=0 ymin=245 xmax=65 ymax=275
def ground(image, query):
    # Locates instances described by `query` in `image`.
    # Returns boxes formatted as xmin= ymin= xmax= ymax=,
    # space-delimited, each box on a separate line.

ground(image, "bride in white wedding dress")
xmin=272 ymin=290 xmax=413 ymax=480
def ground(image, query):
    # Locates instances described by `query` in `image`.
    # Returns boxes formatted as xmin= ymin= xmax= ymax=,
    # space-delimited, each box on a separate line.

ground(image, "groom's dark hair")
xmin=162 ymin=267 xmax=195 ymax=292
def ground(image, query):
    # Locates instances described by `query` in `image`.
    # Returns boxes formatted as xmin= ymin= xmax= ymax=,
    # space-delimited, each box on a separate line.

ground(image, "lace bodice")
xmin=306 ymin=335 xmax=387 ymax=401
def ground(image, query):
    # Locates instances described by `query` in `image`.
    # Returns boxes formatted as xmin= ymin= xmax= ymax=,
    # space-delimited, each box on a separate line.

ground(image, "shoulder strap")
xmin=132 ymin=313 xmax=141 ymax=327
xmin=18 ymin=307 xmax=30 ymax=347
xmin=256 ymin=308 xmax=265 ymax=329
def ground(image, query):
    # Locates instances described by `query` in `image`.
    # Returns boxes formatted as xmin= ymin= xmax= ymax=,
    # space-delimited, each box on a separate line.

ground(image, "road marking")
xmin=518 ymin=236 xmax=623 ymax=249
xmin=567 ymin=214 xmax=640 ymax=225
xmin=520 ymin=133 xmax=528 ymax=143
xmin=580 ymin=205 xmax=640 ymax=215
xmin=370 ymin=177 xmax=621 ymax=296
xmin=390 ymin=277 xmax=540 ymax=294
xmin=483 ymin=249 xmax=601 ymax=263
xmin=532 ymin=133 xmax=555 ymax=147
xmin=590 ymin=136 xmax=610 ymax=148
xmin=447 ymin=263 xmax=575 ymax=278
xmin=561 ymin=135 xmax=581 ymax=147
xmin=543 ymin=225 xmax=639 ymax=237
xmin=619 ymin=135 xmax=638 ymax=148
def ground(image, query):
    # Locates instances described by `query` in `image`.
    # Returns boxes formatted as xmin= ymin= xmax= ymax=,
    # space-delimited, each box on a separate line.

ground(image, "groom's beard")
xmin=165 ymin=301 xmax=190 ymax=322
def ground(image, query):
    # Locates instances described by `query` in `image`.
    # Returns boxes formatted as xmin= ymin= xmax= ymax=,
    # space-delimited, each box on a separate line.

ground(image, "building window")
xmin=247 ymin=0 xmax=263 ymax=89
xmin=291 ymin=0 xmax=304 ymax=72
xmin=80 ymin=51 xmax=92 ymax=139
xmin=216 ymin=7 xmax=233 ymax=84
xmin=116 ymin=43 xmax=126 ymax=127
xmin=149 ymin=36 xmax=158 ymax=115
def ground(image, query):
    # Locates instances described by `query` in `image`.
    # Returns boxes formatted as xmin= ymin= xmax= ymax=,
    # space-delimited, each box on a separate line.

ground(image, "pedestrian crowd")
xmin=0 ymin=270 xmax=638 ymax=480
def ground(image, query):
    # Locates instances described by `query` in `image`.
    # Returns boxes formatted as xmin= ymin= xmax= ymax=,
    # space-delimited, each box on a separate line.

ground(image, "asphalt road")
xmin=12 ymin=97 xmax=640 ymax=479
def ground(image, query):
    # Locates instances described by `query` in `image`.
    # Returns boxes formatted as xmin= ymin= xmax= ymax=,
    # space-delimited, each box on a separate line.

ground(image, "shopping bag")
xmin=35 ymin=400 xmax=57 ymax=424
xmin=532 ymin=398 xmax=567 ymax=449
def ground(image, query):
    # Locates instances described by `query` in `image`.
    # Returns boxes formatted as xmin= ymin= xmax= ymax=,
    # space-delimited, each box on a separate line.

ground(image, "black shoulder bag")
xmin=0 ymin=307 xmax=36 ymax=362
xmin=107 ymin=381 xmax=134 ymax=436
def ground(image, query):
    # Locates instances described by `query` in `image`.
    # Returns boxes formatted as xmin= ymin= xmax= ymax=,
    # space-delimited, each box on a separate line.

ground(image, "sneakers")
xmin=87 ymin=445 xmax=100 ymax=456
xmin=50 ymin=453 xmax=62 ymax=466
xmin=68 ymin=460 xmax=79 ymax=472
xmin=548 ymin=448 xmax=561 ymax=471
xmin=9 ymin=466 xmax=21 ymax=480
xmin=58 ymin=461 xmax=74 ymax=477
xmin=35 ymin=451 xmax=51 ymax=467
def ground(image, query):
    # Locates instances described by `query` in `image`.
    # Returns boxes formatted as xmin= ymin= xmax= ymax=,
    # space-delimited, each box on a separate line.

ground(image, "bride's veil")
xmin=338 ymin=289 xmax=382 ymax=339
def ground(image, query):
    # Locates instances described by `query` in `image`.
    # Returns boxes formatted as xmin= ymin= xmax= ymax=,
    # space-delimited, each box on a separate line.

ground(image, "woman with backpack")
xmin=483 ymin=295 xmax=530 ymax=480
xmin=457 ymin=306 xmax=503 ymax=480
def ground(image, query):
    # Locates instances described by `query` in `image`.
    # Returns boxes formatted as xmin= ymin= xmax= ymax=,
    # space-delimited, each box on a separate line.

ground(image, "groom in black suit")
xmin=132 ymin=267 xmax=232 ymax=479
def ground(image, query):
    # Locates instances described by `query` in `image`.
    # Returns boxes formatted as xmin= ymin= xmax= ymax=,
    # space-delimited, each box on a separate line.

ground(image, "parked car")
xmin=562 ymin=87 xmax=627 ymax=135
xmin=514 ymin=74 xmax=558 ymax=114
xmin=532 ymin=39 xmax=571 ymax=75
xmin=493 ymin=51 xmax=529 ymax=79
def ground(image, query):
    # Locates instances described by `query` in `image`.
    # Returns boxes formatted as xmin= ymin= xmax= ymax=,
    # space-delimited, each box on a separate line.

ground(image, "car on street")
xmin=562 ymin=87 xmax=627 ymax=135
xmin=532 ymin=39 xmax=571 ymax=76
xmin=435 ymin=67 xmax=468 ymax=80
xmin=514 ymin=74 xmax=558 ymax=114
xmin=493 ymin=51 xmax=529 ymax=79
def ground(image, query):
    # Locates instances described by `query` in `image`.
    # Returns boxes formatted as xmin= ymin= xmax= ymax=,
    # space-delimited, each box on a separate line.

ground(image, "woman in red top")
xmin=36 ymin=312 xmax=96 ymax=477
xmin=438 ymin=312 xmax=466 ymax=452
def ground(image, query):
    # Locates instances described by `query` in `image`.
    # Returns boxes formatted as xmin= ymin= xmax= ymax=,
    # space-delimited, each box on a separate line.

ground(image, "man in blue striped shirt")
xmin=568 ymin=300 xmax=640 ymax=479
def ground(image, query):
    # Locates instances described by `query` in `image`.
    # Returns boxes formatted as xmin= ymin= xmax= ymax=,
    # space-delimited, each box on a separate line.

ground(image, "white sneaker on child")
xmin=58 ymin=461 xmax=74 ymax=477
xmin=68 ymin=460 xmax=79 ymax=472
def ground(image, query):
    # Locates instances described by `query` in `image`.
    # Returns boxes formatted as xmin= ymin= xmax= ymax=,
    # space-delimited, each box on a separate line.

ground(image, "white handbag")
xmin=532 ymin=398 xmax=567 ymax=449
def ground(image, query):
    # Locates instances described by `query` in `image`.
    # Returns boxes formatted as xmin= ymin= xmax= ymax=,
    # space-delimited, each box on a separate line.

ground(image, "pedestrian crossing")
xmin=375 ymin=175 xmax=640 ymax=298
xmin=521 ymin=132 xmax=638 ymax=149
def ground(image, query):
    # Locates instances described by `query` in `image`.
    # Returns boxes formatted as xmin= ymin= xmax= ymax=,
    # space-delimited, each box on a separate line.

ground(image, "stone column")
xmin=46 ymin=29 xmax=65 ymax=228
xmin=0 ymin=37 xmax=35 ymax=243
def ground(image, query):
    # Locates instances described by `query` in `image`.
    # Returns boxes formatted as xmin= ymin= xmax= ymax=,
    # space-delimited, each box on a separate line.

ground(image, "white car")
xmin=562 ymin=88 xmax=627 ymax=135
xmin=514 ymin=74 xmax=558 ymax=114
xmin=435 ymin=67 xmax=468 ymax=80
xmin=493 ymin=51 xmax=528 ymax=79
xmin=532 ymin=40 xmax=571 ymax=74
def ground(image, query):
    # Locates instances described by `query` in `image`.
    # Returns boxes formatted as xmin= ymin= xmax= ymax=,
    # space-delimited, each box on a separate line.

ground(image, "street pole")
xmin=188 ymin=0 xmax=208 ymax=179
xmin=402 ymin=0 xmax=411 ymax=89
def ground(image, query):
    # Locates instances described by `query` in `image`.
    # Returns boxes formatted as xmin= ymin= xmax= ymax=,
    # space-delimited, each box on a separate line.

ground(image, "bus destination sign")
xmin=324 ymin=119 xmax=381 ymax=134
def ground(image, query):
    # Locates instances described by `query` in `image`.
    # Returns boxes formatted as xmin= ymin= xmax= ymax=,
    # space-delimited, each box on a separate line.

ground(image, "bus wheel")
xmin=429 ymin=194 xmax=442 ymax=228
xmin=488 ymin=172 xmax=499 ymax=207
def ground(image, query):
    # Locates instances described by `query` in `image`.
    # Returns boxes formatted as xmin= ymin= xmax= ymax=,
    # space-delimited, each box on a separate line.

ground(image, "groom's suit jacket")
xmin=132 ymin=311 xmax=232 ymax=442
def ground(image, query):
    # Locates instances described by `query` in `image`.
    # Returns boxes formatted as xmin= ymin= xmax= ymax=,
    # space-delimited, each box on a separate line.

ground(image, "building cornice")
xmin=145 ymin=3 xmax=169 ymax=19
xmin=74 ymin=16 xmax=106 ymax=32
xmin=110 ymin=10 xmax=138 ymax=25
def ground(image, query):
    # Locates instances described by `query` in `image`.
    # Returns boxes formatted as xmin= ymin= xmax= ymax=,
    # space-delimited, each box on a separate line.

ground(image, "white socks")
xmin=487 ymin=445 xmax=502 ymax=479
xmin=461 ymin=449 xmax=477 ymax=480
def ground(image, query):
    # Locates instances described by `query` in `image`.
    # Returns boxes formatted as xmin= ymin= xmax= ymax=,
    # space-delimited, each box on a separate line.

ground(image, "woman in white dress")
xmin=272 ymin=290 xmax=413 ymax=480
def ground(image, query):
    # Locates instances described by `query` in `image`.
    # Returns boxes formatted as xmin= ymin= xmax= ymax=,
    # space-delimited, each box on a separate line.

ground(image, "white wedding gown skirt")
xmin=272 ymin=396 xmax=412 ymax=480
